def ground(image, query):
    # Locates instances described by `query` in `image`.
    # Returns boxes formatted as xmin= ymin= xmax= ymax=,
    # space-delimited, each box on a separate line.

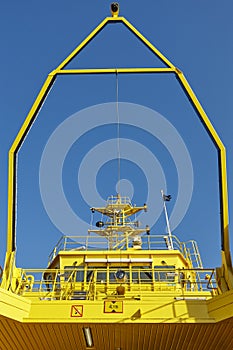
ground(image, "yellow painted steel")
xmin=54 ymin=17 xmax=176 ymax=72
xmin=7 ymin=73 xmax=56 ymax=254
xmin=207 ymin=288 xmax=233 ymax=322
xmin=0 ymin=282 xmax=228 ymax=324
xmin=56 ymin=68 xmax=175 ymax=74
xmin=55 ymin=17 xmax=112 ymax=71
xmin=5 ymin=15 xmax=232 ymax=292
xmin=175 ymin=71 xmax=233 ymax=290
xmin=120 ymin=17 xmax=176 ymax=69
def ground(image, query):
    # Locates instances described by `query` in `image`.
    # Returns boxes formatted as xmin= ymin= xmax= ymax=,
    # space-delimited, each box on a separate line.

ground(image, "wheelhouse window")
xmin=64 ymin=266 xmax=84 ymax=282
xmin=132 ymin=266 xmax=152 ymax=283
xmin=154 ymin=265 xmax=176 ymax=282
xmin=86 ymin=267 xmax=107 ymax=283
xmin=97 ymin=271 xmax=107 ymax=283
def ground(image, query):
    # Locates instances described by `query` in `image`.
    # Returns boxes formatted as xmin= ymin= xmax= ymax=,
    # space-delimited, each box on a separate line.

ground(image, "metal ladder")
xmin=186 ymin=240 xmax=203 ymax=269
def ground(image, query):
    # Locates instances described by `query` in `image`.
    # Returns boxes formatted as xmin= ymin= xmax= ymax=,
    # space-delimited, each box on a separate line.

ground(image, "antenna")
xmin=89 ymin=195 xmax=149 ymax=250
xmin=116 ymin=70 xmax=121 ymax=195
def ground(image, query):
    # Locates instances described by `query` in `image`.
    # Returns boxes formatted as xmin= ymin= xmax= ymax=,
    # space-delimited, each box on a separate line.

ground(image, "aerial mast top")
xmin=89 ymin=194 xmax=149 ymax=249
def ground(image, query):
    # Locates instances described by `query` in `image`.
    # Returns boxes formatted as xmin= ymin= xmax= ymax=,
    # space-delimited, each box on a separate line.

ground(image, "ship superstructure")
xmin=1 ymin=194 xmax=232 ymax=349
xmin=21 ymin=194 xmax=208 ymax=304
xmin=0 ymin=3 xmax=233 ymax=350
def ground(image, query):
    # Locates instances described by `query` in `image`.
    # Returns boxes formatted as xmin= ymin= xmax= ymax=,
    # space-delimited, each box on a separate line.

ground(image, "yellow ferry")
xmin=0 ymin=3 xmax=233 ymax=350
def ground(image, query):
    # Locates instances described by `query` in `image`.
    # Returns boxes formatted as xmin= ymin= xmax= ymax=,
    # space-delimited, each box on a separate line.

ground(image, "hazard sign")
xmin=104 ymin=300 xmax=123 ymax=313
xmin=70 ymin=305 xmax=83 ymax=317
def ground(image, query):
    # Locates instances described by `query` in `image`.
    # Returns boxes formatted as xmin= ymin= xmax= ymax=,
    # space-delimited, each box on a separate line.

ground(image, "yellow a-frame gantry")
xmin=2 ymin=6 xmax=233 ymax=291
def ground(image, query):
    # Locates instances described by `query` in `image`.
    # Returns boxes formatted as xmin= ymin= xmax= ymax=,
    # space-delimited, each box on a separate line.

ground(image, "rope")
xmin=116 ymin=70 xmax=121 ymax=195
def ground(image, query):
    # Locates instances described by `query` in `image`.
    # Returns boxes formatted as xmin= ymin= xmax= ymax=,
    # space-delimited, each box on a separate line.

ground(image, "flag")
xmin=163 ymin=194 xmax=171 ymax=201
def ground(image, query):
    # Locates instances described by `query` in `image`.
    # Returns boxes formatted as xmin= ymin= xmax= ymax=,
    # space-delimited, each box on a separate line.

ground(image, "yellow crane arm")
xmin=3 ymin=13 xmax=232 ymax=291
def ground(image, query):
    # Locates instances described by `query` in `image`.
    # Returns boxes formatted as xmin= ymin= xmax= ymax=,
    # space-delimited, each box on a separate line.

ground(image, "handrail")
xmin=47 ymin=234 xmax=194 ymax=264
xmin=14 ymin=267 xmax=218 ymax=300
xmin=61 ymin=268 xmax=76 ymax=300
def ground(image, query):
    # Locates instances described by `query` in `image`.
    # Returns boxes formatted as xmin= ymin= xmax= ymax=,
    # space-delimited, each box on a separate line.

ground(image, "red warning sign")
xmin=70 ymin=305 xmax=83 ymax=317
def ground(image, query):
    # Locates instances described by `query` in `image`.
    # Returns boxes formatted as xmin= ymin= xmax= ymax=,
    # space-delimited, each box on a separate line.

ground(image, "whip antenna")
xmin=116 ymin=70 xmax=121 ymax=195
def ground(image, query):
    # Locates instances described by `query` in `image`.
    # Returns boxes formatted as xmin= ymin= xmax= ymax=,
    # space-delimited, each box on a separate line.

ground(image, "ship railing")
xmin=107 ymin=195 xmax=131 ymax=205
xmin=13 ymin=267 xmax=218 ymax=300
xmin=48 ymin=234 xmax=193 ymax=265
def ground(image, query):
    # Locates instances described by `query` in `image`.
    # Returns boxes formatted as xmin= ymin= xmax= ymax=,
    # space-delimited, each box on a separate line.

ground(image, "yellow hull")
xmin=1 ymin=287 xmax=233 ymax=349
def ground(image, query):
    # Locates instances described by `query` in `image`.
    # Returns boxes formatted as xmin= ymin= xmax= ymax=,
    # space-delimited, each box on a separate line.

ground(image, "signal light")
xmin=96 ymin=221 xmax=104 ymax=228
xmin=111 ymin=3 xmax=119 ymax=17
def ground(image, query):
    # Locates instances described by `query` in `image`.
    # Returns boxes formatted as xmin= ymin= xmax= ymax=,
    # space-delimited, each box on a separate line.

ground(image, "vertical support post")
xmin=161 ymin=190 xmax=174 ymax=250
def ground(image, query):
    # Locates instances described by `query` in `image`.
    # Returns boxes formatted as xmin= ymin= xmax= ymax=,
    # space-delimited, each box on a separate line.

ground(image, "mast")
xmin=161 ymin=190 xmax=174 ymax=250
xmin=89 ymin=194 xmax=149 ymax=249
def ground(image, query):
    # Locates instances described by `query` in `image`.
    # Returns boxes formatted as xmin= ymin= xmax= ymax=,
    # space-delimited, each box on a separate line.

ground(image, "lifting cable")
xmin=116 ymin=70 xmax=121 ymax=195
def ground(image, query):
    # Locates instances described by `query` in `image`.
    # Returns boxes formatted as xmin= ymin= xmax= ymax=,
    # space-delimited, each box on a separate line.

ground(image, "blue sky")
xmin=1 ymin=1 xmax=233 ymax=269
